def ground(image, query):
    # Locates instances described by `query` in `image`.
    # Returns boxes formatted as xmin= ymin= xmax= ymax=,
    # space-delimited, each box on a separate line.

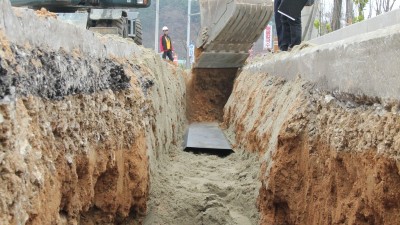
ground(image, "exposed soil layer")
xmin=4 ymin=1 xmax=400 ymax=225
xmin=223 ymin=70 xmax=400 ymax=225
xmin=0 ymin=42 xmax=134 ymax=100
xmin=259 ymin=145 xmax=400 ymax=225
xmin=0 ymin=32 xmax=186 ymax=225
xmin=187 ymin=68 xmax=237 ymax=122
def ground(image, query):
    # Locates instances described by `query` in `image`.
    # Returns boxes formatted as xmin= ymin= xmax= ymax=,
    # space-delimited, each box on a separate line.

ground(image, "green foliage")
xmin=313 ymin=19 xmax=333 ymax=35
xmin=325 ymin=23 xmax=332 ymax=33
xmin=354 ymin=14 xmax=365 ymax=22
xmin=353 ymin=0 xmax=368 ymax=9
xmin=313 ymin=19 xmax=320 ymax=30
xmin=353 ymin=0 xmax=368 ymax=22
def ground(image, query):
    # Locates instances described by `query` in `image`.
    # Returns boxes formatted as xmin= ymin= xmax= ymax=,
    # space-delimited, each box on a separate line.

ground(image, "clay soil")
xmin=224 ymin=70 xmax=400 ymax=225
xmin=186 ymin=68 xmax=238 ymax=122
xmin=35 ymin=8 xmax=57 ymax=19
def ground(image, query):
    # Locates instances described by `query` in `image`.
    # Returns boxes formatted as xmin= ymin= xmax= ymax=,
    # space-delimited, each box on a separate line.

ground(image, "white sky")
xmin=320 ymin=0 xmax=400 ymax=19
xmin=272 ymin=0 xmax=400 ymax=19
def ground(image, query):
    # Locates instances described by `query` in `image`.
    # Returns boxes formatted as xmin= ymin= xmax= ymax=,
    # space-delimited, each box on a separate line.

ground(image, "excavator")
xmin=10 ymin=0 xmax=151 ymax=45
xmin=10 ymin=0 xmax=272 ymax=66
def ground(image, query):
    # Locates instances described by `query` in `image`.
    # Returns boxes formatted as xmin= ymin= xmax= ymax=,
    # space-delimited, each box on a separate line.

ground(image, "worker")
xmin=281 ymin=14 xmax=301 ymax=51
xmin=160 ymin=26 xmax=174 ymax=61
xmin=275 ymin=0 xmax=310 ymax=51
xmin=274 ymin=0 xmax=285 ymax=51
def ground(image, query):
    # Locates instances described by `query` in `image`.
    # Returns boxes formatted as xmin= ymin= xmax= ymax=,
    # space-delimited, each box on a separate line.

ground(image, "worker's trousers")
xmin=281 ymin=14 xmax=302 ymax=50
xmin=162 ymin=50 xmax=174 ymax=61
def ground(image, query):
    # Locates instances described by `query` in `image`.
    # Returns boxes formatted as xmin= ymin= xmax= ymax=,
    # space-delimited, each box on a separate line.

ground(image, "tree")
xmin=346 ymin=0 xmax=354 ymax=24
xmin=353 ymin=0 xmax=369 ymax=21
xmin=332 ymin=0 xmax=343 ymax=30
xmin=374 ymin=0 xmax=398 ymax=15
xmin=367 ymin=1 xmax=372 ymax=18
xmin=303 ymin=0 xmax=321 ymax=40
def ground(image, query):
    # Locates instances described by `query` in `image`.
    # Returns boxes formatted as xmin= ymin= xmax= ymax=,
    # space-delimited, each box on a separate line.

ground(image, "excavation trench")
xmin=186 ymin=68 xmax=237 ymax=123
xmin=0 ymin=2 xmax=262 ymax=223
xmin=2 ymin=1 xmax=400 ymax=224
xmin=144 ymin=67 xmax=262 ymax=224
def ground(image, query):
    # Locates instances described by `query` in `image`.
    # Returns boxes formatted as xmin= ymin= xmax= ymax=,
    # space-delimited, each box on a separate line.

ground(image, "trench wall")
xmin=0 ymin=1 xmax=186 ymax=224
xmin=224 ymin=19 xmax=400 ymax=225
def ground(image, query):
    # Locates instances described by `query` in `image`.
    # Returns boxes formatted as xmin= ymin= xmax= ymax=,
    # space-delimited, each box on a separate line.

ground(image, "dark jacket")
xmin=160 ymin=35 xmax=173 ymax=52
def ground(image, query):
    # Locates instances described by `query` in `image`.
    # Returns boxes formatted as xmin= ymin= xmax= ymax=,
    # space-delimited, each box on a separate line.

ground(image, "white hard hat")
xmin=162 ymin=26 xmax=168 ymax=31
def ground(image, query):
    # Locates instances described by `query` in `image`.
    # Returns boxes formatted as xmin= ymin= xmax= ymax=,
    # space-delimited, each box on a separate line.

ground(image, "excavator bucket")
xmin=194 ymin=0 xmax=273 ymax=68
xmin=186 ymin=1 xmax=272 ymax=152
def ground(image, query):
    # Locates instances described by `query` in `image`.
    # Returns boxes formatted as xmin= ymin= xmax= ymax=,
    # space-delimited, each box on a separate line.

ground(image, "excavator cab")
xmin=10 ymin=0 xmax=148 ymax=45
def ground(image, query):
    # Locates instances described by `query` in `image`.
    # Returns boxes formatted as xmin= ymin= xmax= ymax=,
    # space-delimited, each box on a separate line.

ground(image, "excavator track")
xmin=133 ymin=19 xmax=143 ymax=45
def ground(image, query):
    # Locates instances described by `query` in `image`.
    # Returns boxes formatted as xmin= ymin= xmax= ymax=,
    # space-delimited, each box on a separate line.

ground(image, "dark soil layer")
xmin=187 ymin=68 xmax=237 ymax=122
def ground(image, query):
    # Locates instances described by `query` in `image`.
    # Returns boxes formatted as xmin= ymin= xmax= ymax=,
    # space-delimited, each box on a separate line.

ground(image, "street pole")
xmin=186 ymin=0 xmax=191 ymax=69
xmin=155 ymin=0 xmax=159 ymax=53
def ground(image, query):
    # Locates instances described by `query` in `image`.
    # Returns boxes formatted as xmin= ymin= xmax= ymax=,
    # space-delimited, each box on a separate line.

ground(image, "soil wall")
xmin=224 ymin=68 xmax=400 ymax=225
xmin=0 ymin=2 xmax=186 ymax=224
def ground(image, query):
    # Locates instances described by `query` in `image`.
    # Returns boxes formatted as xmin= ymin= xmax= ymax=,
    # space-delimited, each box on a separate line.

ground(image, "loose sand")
xmin=144 ymin=137 xmax=261 ymax=225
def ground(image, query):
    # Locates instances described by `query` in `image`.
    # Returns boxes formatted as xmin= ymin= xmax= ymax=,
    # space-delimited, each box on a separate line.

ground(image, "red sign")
xmin=263 ymin=24 xmax=273 ymax=50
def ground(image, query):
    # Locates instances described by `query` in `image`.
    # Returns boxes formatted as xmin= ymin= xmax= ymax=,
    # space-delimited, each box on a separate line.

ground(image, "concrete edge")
xmin=310 ymin=8 xmax=400 ymax=45
xmin=245 ymin=24 xmax=400 ymax=100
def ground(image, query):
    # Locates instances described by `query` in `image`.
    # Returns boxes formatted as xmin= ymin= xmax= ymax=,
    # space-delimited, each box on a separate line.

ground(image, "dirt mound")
xmin=35 ymin=8 xmax=57 ymax=19
xmin=224 ymin=70 xmax=400 ymax=224
xmin=187 ymin=68 xmax=237 ymax=122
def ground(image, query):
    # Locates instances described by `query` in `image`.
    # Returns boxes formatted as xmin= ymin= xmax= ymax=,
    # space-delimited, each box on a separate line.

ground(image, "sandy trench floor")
xmin=144 ymin=136 xmax=261 ymax=225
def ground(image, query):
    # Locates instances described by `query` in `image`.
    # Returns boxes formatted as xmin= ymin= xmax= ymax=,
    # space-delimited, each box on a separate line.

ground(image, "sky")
xmin=272 ymin=0 xmax=400 ymax=19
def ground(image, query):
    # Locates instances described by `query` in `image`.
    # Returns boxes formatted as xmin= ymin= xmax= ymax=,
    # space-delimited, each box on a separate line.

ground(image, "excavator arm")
xmin=194 ymin=0 xmax=273 ymax=68
xmin=184 ymin=0 xmax=273 ymax=153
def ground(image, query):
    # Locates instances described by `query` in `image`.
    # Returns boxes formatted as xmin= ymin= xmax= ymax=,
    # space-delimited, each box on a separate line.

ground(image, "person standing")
xmin=280 ymin=11 xmax=302 ymax=51
xmin=275 ymin=0 xmax=308 ymax=51
xmin=160 ymin=26 xmax=174 ymax=61
xmin=274 ymin=0 xmax=286 ymax=51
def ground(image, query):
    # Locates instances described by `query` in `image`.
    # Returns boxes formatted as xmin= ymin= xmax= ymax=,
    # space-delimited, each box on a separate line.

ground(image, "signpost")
xmin=263 ymin=22 xmax=273 ymax=51
xmin=189 ymin=43 xmax=195 ymax=64
xmin=154 ymin=0 xmax=159 ymax=53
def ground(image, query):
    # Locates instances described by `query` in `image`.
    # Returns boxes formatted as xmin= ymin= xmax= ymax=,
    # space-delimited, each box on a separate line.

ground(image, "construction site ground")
xmin=144 ymin=145 xmax=260 ymax=225
xmin=1 ymin=1 xmax=400 ymax=225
